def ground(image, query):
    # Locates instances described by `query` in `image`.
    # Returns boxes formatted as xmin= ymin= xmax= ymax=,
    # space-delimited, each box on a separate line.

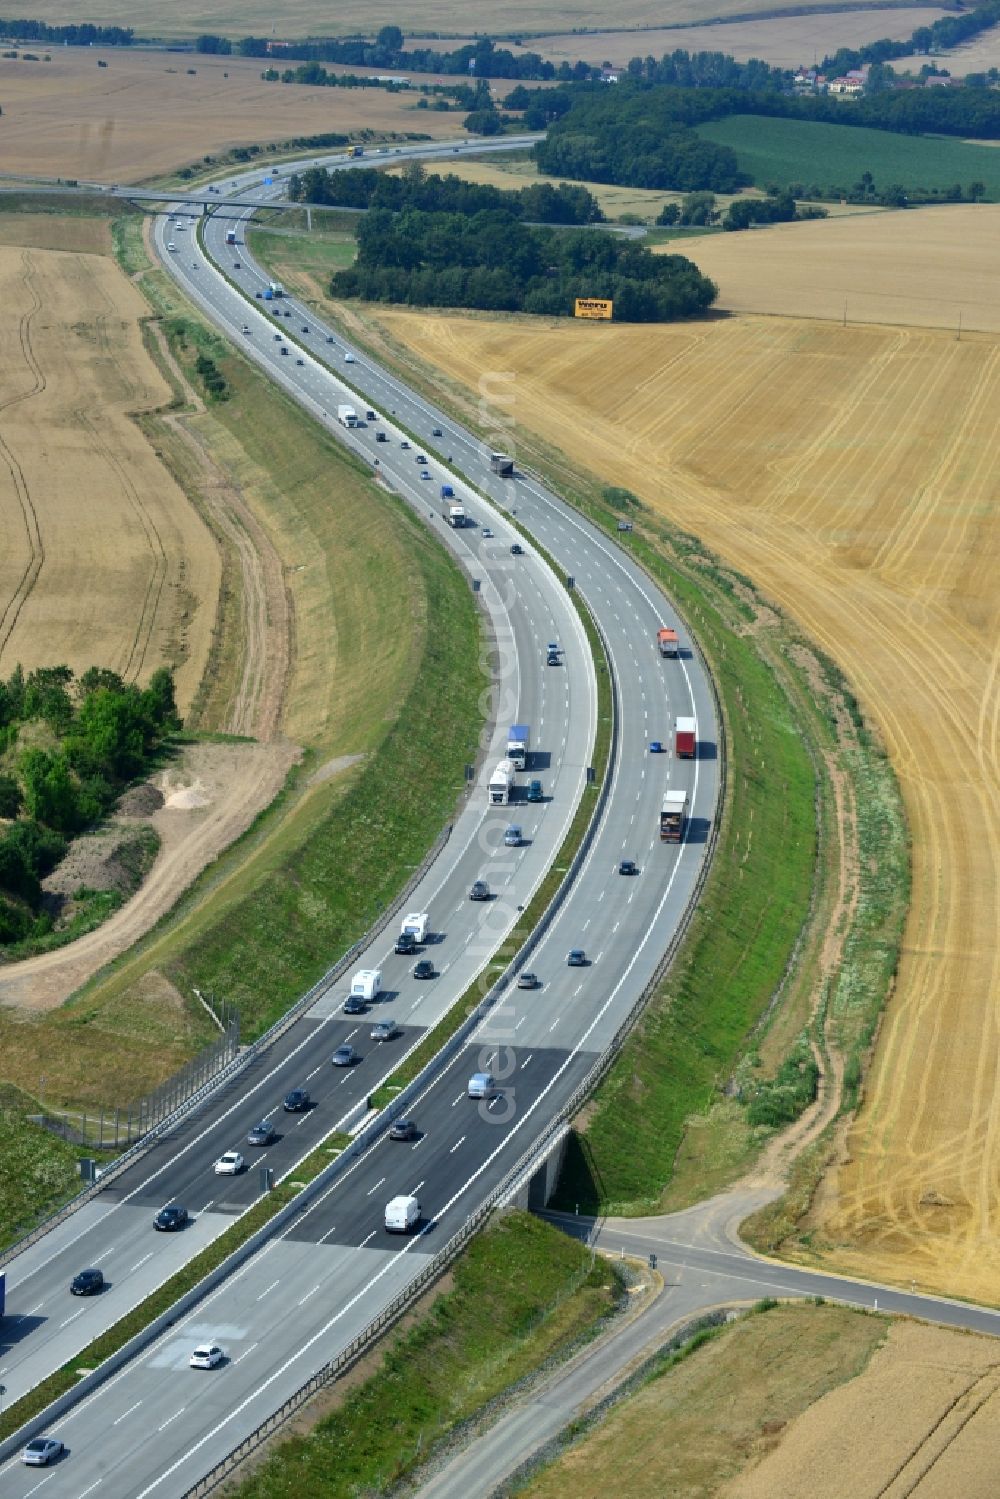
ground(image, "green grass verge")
xmin=369 ymin=591 xmax=611 ymax=1112
xmin=0 ymin=1087 xmax=117 ymax=1253
xmin=225 ymin=1210 xmax=620 ymax=1499
xmin=551 ymin=530 xmax=817 ymax=1213
xmin=247 ymin=223 xmax=358 ymax=280
xmin=698 ymin=115 xmax=1000 ymax=200
xmin=0 ymin=1128 xmax=351 ymax=1443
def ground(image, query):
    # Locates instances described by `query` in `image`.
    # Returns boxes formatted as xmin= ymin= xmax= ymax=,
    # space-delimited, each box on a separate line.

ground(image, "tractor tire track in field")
xmin=0 ymin=249 xmax=46 ymax=656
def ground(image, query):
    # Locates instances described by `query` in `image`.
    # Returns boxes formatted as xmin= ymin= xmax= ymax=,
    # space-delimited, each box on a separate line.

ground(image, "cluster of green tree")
xmin=194 ymin=351 xmax=228 ymax=400
xmin=615 ymin=48 xmax=786 ymax=92
xmin=654 ymin=188 xmax=825 ymax=230
xmin=533 ymin=87 xmax=749 ymax=193
xmin=331 ymin=206 xmax=717 ymax=321
xmin=261 ymin=60 xmax=415 ymax=92
xmin=287 ymin=160 xmax=602 ymax=224
xmin=0 ymin=666 xmax=180 ymax=944
xmin=821 ymin=171 xmax=987 ymax=207
xmin=0 ymin=18 xmax=132 ymax=45
xmin=820 ymin=0 xmax=1000 ymax=75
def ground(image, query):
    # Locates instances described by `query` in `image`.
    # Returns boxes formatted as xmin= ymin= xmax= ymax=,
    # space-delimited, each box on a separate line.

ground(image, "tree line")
xmin=331 ymin=206 xmax=717 ymax=321
xmin=0 ymin=18 xmax=132 ymax=45
xmin=287 ymin=160 xmax=603 ymax=224
xmin=0 ymin=666 xmax=180 ymax=945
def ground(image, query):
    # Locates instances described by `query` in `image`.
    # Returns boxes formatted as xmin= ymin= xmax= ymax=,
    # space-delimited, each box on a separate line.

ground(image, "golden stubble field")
xmin=0 ymin=238 xmax=218 ymax=710
xmin=498 ymin=9 xmax=950 ymax=68
xmin=0 ymin=49 xmax=458 ymax=182
xmin=0 ymin=0 xmax=831 ymax=39
xmin=662 ymin=206 xmax=1000 ymax=334
xmin=373 ymin=300 xmax=1000 ymax=1302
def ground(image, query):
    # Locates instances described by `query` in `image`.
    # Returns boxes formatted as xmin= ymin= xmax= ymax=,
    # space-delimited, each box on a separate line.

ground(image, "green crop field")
xmin=698 ymin=114 xmax=1000 ymax=200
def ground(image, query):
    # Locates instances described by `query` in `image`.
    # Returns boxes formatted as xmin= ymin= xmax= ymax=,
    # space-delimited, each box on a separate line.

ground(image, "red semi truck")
xmin=675 ymin=716 xmax=696 ymax=758
xmin=656 ymin=627 xmax=679 ymax=657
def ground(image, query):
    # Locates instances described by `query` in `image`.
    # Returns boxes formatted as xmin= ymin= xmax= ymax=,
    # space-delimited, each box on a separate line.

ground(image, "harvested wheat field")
xmin=521 ymin=10 xmax=949 ymax=69
xmin=0 ymin=49 xmax=457 ymax=182
xmin=374 ymin=303 xmax=1000 ymax=1301
xmin=5 ymin=0 xmax=811 ymax=40
xmin=0 ymin=242 xmax=218 ymax=710
xmin=725 ymin=1319 xmax=1000 ymax=1499
xmin=658 ymin=205 xmax=1000 ymax=333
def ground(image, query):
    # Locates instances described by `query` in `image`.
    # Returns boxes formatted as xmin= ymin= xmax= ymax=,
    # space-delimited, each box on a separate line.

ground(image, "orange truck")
xmin=657 ymin=627 xmax=679 ymax=658
xmin=675 ymin=716 xmax=696 ymax=758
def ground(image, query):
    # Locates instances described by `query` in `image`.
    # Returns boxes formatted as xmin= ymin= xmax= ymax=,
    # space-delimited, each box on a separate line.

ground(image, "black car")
xmin=247 ymin=1120 xmax=276 ymax=1146
xmin=154 ymin=1204 xmax=189 ymax=1232
xmin=280 ymin=347 xmax=289 ymax=355
xmin=70 ymin=1268 xmax=104 ymax=1296
xmin=510 ymin=543 xmax=523 ymax=556
xmin=547 ymin=651 xmax=560 ymax=666
xmin=302 ymin=325 xmax=310 ymax=333
xmin=395 ymin=931 xmax=418 ymax=956
xmin=389 ymin=1118 xmax=417 ymax=1141
xmin=619 ymin=859 xmax=638 ymax=876
xmin=326 ymin=335 xmax=335 ymax=344
xmin=283 ymin=1088 xmax=310 ymax=1112
xmin=233 ymin=260 xmax=241 ymax=269
xmin=376 ymin=431 xmax=388 ymax=442
xmin=365 ymin=409 xmax=376 ymax=421
xmin=470 ymin=879 xmax=490 ymax=901
xmin=343 ymin=994 xmax=367 ymax=1014
xmin=431 ymin=426 xmax=442 ymax=436
xmin=255 ymin=290 xmax=263 ymax=297
xmin=413 ymin=959 xmax=435 ymax=980
xmin=567 ymin=949 xmax=587 ymax=967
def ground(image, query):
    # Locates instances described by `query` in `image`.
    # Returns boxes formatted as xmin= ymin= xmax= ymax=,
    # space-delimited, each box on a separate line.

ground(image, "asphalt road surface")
xmin=0 ymin=138 xmax=718 ymax=1495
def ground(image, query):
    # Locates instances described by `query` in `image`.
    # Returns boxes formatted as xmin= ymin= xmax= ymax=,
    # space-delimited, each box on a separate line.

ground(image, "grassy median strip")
xmin=369 ymin=591 xmax=611 ymax=1112
xmin=225 ymin=1210 xmax=621 ymax=1499
xmin=0 ymin=1131 xmax=352 ymax=1445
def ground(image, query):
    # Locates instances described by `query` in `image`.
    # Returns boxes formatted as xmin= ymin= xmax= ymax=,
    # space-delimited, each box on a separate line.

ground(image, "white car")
xmin=344 ymin=352 xmax=355 ymax=363
xmin=481 ymin=527 xmax=493 ymax=539
xmin=190 ymin=1344 xmax=225 ymax=1369
xmin=22 ymin=1437 xmax=64 ymax=1466
xmin=214 ymin=1150 xmax=244 ymax=1176
xmin=167 ymin=242 xmax=177 ymax=251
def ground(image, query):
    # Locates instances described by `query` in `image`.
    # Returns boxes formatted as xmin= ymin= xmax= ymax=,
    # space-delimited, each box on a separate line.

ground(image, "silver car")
xmin=22 ymin=1437 xmax=64 ymax=1466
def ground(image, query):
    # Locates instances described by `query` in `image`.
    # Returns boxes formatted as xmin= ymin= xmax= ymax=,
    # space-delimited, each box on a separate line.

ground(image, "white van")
xmin=468 ymin=1072 xmax=496 ymax=1099
xmin=400 ymin=912 xmax=430 ymax=944
xmin=385 ymin=1194 xmax=420 ymax=1233
xmin=350 ymin=968 xmax=382 ymax=1002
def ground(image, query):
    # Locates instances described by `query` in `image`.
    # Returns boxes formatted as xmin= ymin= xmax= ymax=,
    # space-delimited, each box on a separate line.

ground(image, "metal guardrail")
xmin=0 ymin=823 xmax=451 ymax=1274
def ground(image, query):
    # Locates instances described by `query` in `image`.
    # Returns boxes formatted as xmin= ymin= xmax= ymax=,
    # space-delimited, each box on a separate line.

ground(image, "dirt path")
xmin=0 ymin=740 xmax=298 ymax=1010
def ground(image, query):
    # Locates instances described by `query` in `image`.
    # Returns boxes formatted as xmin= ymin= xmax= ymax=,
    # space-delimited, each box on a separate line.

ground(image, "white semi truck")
xmin=489 ymin=759 xmax=516 ymax=805
xmin=506 ymin=724 xmax=530 ymax=771
xmin=337 ymin=404 xmax=359 ymax=428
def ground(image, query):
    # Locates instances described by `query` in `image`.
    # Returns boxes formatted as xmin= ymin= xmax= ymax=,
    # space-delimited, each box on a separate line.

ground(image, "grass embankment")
xmin=698 ymin=115 xmax=1000 ymax=200
xmin=0 ymin=1086 xmax=117 ymax=1253
xmin=296 ymin=304 xmax=906 ymax=1217
xmin=0 ymin=1128 xmax=352 ymax=1443
xmin=247 ymin=222 xmax=357 ymax=307
xmin=226 ymin=1211 xmax=620 ymax=1499
xmin=518 ymin=1301 xmax=886 ymax=1499
xmin=370 ymin=596 xmax=611 ymax=1112
xmin=63 ymin=231 xmax=488 ymax=1048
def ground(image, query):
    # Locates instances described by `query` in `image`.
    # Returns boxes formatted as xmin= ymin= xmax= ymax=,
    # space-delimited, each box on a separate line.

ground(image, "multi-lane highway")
xmin=0 ymin=140 xmax=718 ymax=1494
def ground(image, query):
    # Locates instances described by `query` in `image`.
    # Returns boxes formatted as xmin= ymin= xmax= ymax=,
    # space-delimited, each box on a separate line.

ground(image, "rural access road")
xmin=0 ymin=138 xmax=718 ymax=1497
xmin=417 ymin=1192 xmax=1000 ymax=1499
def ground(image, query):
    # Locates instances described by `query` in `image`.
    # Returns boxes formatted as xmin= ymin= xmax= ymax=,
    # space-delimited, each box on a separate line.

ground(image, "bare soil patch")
xmin=374 ymin=303 xmax=999 ymax=1302
xmin=658 ymin=205 xmax=1000 ymax=333
xmin=0 ymin=49 xmax=460 ymax=182
xmin=0 ymin=242 xmax=219 ymax=712
xmin=0 ymin=738 xmax=298 ymax=1010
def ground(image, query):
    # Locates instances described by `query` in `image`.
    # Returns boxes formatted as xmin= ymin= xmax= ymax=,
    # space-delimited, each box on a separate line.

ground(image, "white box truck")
xmin=448 ymin=505 xmax=466 ymax=528
xmin=506 ymin=725 xmax=530 ymax=771
xmin=349 ymin=968 xmax=382 ymax=1002
xmin=337 ymin=404 xmax=359 ymax=428
xmin=385 ymin=1195 xmax=420 ymax=1233
xmin=489 ymin=759 xmax=515 ymax=805
xmin=400 ymin=912 xmax=430 ymax=944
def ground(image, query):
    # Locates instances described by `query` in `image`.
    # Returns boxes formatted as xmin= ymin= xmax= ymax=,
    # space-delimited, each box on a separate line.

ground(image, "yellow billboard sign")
xmin=574 ymin=297 xmax=613 ymax=321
